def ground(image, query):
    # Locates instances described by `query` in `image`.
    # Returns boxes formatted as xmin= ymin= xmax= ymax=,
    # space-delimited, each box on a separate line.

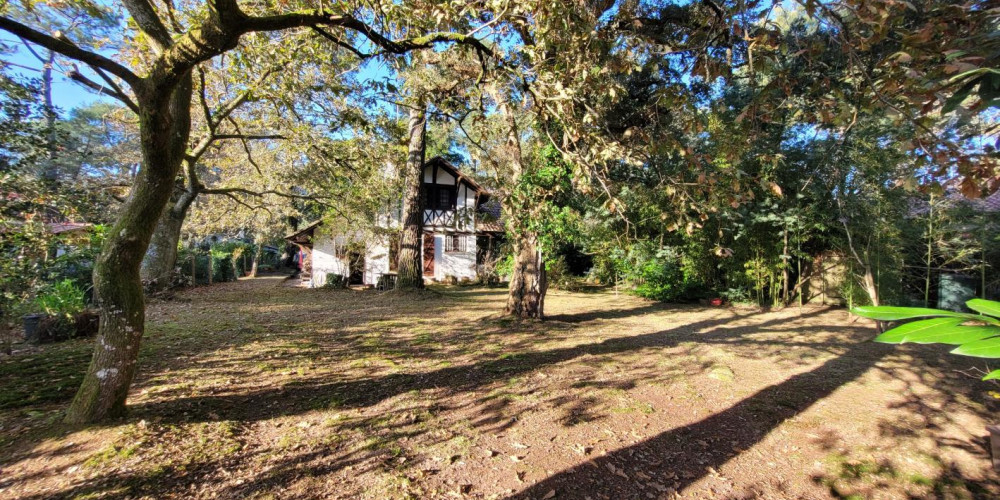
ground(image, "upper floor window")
xmin=424 ymin=185 xmax=456 ymax=210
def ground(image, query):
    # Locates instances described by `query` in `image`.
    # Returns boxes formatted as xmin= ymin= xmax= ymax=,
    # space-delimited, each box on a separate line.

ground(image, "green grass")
xmin=0 ymin=340 xmax=91 ymax=410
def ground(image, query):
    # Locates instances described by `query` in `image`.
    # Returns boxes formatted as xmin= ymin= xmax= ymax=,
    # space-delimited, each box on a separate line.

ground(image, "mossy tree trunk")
xmin=250 ymin=233 xmax=263 ymax=277
xmin=140 ymin=196 xmax=189 ymax=291
xmin=396 ymin=101 xmax=427 ymax=290
xmin=65 ymin=75 xmax=193 ymax=423
xmin=495 ymin=96 xmax=548 ymax=319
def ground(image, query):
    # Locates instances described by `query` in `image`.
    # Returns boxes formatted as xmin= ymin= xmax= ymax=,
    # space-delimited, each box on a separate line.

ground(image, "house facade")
xmin=286 ymin=157 xmax=502 ymax=288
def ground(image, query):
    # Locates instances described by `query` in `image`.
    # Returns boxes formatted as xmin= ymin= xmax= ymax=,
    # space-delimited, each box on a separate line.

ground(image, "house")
xmin=285 ymin=157 xmax=503 ymax=288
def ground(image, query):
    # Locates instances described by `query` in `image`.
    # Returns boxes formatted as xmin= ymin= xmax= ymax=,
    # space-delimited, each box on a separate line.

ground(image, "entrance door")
xmin=423 ymin=232 xmax=435 ymax=276
xmin=348 ymin=252 xmax=365 ymax=285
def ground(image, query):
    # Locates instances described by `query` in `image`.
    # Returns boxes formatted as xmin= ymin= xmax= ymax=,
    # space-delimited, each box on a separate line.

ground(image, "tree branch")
xmin=0 ymin=16 xmax=141 ymax=88
xmin=65 ymin=67 xmax=140 ymax=114
xmin=120 ymin=0 xmax=173 ymax=52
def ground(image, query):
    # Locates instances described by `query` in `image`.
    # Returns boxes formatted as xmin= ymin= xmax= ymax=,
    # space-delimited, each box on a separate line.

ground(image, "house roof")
xmin=425 ymin=156 xmax=488 ymax=194
xmin=47 ymin=222 xmax=93 ymax=234
xmin=907 ymin=189 xmax=1000 ymax=217
xmin=285 ymin=221 xmax=322 ymax=243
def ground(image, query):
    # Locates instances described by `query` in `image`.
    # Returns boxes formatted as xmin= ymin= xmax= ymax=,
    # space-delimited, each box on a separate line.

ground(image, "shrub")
xmin=632 ymin=254 xmax=687 ymax=302
xmin=34 ymin=279 xmax=86 ymax=320
xmin=31 ymin=280 xmax=88 ymax=342
xmin=322 ymin=274 xmax=348 ymax=289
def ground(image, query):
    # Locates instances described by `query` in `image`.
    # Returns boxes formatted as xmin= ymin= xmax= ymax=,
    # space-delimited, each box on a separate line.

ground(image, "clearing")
xmin=1 ymin=277 xmax=998 ymax=499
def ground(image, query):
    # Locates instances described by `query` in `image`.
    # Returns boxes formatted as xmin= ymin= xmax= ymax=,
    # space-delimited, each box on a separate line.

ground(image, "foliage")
xmin=853 ymin=299 xmax=1000 ymax=380
xmin=322 ymin=274 xmax=349 ymax=289
xmin=34 ymin=279 xmax=86 ymax=320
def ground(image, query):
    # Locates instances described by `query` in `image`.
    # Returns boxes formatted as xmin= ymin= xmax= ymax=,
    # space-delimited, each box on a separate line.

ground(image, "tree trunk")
xmin=782 ymin=226 xmax=790 ymax=305
xmin=140 ymin=202 xmax=185 ymax=291
xmin=64 ymin=75 xmax=193 ymax=424
xmin=42 ymin=50 xmax=59 ymax=183
xmin=250 ymin=236 xmax=262 ymax=278
xmin=924 ymin=195 xmax=934 ymax=307
xmin=861 ymin=265 xmax=880 ymax=307
xmin=505 ymin=231 xmax=547 ymax=319
xmin=396 ymin=101 xmax=427 ymax=290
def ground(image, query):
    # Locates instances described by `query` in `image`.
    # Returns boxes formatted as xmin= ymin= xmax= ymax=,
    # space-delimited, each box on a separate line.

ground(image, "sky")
xmin=1 ymin=33 xmax=110 ymax=114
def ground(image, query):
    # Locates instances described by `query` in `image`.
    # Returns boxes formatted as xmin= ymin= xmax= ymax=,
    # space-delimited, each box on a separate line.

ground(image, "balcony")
xmin=423 ymin=208 xmax=475 ymax=230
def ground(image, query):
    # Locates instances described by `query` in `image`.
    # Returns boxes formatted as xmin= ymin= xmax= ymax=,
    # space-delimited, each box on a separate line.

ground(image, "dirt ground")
xmin=1 ymin=276 xmax=998 ymax=499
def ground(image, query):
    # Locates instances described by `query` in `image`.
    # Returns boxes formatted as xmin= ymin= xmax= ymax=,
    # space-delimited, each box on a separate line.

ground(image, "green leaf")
xmin=904 ymin=325 xmax=1000 ymax=345
xmin=874 ymin=317 xmax=964 ymax=343
xmin=982 ymin=369 xmax=1000 ymax=381
xmin=967 ymin=299 xmax=1000 ymax=318
xmin=952 ymin=337 xmax=1000 ymax=359
xmin=852 ymin=306 xmax=968 ymax=321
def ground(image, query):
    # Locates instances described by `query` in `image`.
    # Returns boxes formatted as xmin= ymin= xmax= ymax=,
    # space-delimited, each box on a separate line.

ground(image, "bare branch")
xmin=66 ymin=67 xmax=140 ymax=114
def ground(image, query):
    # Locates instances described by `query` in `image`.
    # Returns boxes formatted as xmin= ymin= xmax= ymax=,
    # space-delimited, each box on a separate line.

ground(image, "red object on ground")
xmin=709 ymin=298 xmax=723 ymax=306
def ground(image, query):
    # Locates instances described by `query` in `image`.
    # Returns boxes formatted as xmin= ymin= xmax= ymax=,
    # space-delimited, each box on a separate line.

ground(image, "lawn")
xmin=1 ymin=276 xmax=998 ymax=499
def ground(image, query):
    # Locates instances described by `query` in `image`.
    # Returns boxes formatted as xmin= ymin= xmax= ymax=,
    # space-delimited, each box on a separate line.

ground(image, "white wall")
xmin=364 ymin=236 xmax=391 ymax=285
xmin=312 ymin=231 xmax=393 ymax=287
xmin=424 ymin=165 xmax=455 ymax=185
xmin=311 ymin=233 xmax=349 ymax=288
xmin=433 ymin=233 xmax=477 ymax=281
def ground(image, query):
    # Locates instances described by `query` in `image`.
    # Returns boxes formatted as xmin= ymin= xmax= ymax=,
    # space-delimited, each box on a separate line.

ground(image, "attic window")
xmin=444 ymin=235 xmax=469 ymax=253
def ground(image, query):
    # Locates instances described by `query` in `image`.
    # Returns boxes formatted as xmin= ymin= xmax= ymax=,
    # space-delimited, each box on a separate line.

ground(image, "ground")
xmin=1 ymin=277 xmax=998 ymax=499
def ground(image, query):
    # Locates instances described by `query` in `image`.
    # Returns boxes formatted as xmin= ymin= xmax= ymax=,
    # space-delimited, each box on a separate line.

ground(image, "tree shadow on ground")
xmin=129 ymin=308 xmax=830 ymax=425
xmin=8 ymin=280 xmax=994 ymax=499
xmin=503 ymin=338 xmax=893 ymax=499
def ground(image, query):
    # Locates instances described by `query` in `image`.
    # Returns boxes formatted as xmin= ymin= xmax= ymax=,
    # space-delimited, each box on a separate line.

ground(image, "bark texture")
xmin=505 ymin=231 xmax=547 ymax=318
xmin=396 ymin=102 xmax=427 ymax=290
xmin=140 ymin=199 xmax=187 ymax=290
xmin=250 ymin=234 xmax=263 ymax=277
xmin=65 ymin=75 xmax=193 ymax=423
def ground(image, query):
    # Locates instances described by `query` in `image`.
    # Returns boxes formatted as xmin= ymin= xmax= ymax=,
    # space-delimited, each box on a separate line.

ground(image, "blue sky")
xmin=1 ymin=33 xmax=110 ymax=114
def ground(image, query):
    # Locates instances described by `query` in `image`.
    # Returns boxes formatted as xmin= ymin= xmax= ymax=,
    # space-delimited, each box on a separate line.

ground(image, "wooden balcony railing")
xmin=423 ymin=208 xmax=476 ymax=229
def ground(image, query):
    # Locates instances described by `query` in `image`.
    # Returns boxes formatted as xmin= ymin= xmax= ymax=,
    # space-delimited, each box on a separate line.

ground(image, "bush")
xmin=546 ymin=255 xmax=586 ymax=291
xmin=495 ymin=254 xmax=514 ymax=280
xmin=34 ymin=279 xmax=86 ymax=320
xmin=322 ymin=274 xmax=348 ymax=289
xmin=31 ymin=280 xmax=88 ymax=342
xmin=178 ymin=241 xmax=258 ymax=285
xmin=632 ymin=255 xmax=687 ymax=302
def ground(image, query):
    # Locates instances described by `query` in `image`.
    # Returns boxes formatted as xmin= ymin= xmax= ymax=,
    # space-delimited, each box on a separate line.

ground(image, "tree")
xmin=1 ymin=0 xmax=491 ymax=423
xmin=396 ymin=100 xmax=427 ymax=289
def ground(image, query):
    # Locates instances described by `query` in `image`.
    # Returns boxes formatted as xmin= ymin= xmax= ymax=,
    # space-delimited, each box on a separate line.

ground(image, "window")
xmin=423 ymin=185 xmax=457 ymax=210
xmin=439 ymin=189 xmax=452 ymax=209
xmin=444 ymin=234 xmax=469 ymax=253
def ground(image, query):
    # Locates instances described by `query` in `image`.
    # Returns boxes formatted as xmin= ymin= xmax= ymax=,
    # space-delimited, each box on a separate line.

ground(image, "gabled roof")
xmin=285 ymin=220 xmax=322 ymax=243
xmin=425 ymin=156 xmax=488 ymax=194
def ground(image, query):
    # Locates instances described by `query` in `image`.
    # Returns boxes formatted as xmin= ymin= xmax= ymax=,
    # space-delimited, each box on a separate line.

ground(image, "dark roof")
xmin=475 ymin=198 xmax=504 ymax=233
xmin=285 ymin=221 xmax=321 ymax=243
xmin=908 ymin=189 xmax=1000 ymax=217
xmin=425 ymin=156 xmax=488 ymax=194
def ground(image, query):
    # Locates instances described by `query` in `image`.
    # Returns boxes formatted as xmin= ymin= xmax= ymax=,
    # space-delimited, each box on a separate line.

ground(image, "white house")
xmin=285 ymin=157 xmax=502 ymax=288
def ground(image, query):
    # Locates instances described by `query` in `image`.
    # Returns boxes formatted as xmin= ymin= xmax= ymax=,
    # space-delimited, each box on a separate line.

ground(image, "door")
xmin=423 ymin=232 xmax=435 ymax=276
xmin=348 ymin=252 xmax=365 ymax=285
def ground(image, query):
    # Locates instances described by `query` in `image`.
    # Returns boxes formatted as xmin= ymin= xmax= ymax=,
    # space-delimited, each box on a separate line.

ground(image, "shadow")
xmin=16 ymin=276 xmax=982 ymax=499
xmin=131 ymin=309 xmax=828 ymax=425
xmin=544 ymin=302 xmax=693 ymax=323
xmin=505 ymin=339 xmax=893 ymax=499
